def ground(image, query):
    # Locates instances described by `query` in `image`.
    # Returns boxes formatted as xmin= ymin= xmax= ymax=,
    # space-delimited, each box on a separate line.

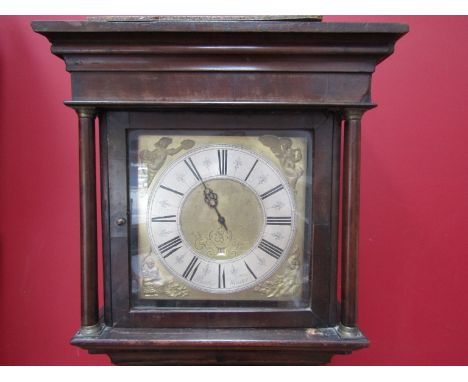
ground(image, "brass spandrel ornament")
xmin=254 ymin=246 xmax=301 ymax=298
xmin=259 ymin=135 xmax=304 ymax=191
xmin=140 ymin=252 xmax=189 ymax=298
xmin=138 ymin=137 xmax=195 ymax=184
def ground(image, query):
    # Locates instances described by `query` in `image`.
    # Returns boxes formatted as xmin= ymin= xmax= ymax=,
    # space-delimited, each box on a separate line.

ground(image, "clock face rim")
xmin=146 ymin=143 xmax=297 ymax=294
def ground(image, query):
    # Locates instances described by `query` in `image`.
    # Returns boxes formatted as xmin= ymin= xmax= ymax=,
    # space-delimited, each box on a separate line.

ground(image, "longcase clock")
xmin=32 ymin=17 xmax=407 ymax=365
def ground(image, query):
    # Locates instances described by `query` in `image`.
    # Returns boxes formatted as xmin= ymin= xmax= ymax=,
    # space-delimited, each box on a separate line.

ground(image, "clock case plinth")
xmin=72 ymin=326 xmax=367 ymax=366
xmin=32 ymin=18 xmax=407 ymax=365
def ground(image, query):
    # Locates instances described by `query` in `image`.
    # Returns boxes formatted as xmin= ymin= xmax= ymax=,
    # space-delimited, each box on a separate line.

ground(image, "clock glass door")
xmin=127 ymin=129 xmax=312 ymax=309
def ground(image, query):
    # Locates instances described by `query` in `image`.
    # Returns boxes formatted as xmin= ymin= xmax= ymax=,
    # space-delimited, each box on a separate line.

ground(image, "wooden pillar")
xmin=339 ymin=108 xmax=364 ymax=337
xmin=76 ymin=108 xmax=100 ymax=335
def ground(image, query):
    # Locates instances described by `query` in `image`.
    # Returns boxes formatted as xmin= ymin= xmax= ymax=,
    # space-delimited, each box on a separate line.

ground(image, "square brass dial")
xmin=128 ymin=131 xmax=311 ymax=305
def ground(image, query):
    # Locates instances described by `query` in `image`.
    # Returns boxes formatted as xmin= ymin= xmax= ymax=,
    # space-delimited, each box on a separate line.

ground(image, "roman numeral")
xmin=184 ymin=157 xmax=202 ymax=181
xmin=258 ymin=238 xmax=283 ymax=259
xmin=218 ymin=264 xmax=226 ymax=288
xmin=260 ymin=184 xmax=284 ymax=200
xmin=160 ymin=185 xmax=184 ymax=197
xmin=152 ymin=215 xmax=177 ymax=223
xmin=244 ymin=159 xmax=258 ymax=181
xmin=158 ymin=236 xmax=182 ymax=258
xmin=266 ymin=216 xmax=292 ymax=225
xmin=218 ymin=149 xmax=228 ymax=175
xmin=244 ymin=261 xmax=257 ymax=280
xmin=182 ymin=256 xmax=200 ymax=280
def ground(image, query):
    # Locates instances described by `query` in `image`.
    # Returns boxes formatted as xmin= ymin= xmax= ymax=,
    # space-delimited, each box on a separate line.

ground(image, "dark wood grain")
xmin=329 ymin=119 xmax=342 ymax=325
xmin=31 ymin=20 xmax=408 ymax=108
xmin=31 ymin=20 xmax=406 ymax=33
xmin=341 ymin=109 xmax=364 ymax=327
xmin=72 ymin=326 xmax=368 ymax=365
xmin=98 ymin=112 xmax=113 ymax=327
xmin=77 ymin=108 xmax=99 ymax=330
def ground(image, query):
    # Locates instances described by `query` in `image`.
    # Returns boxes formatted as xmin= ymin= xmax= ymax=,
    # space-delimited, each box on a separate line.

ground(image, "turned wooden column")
xmin=340 ymin=108 xmax=364 ymax=335
xmin=76 ymin=107 xmax=100 ymax=334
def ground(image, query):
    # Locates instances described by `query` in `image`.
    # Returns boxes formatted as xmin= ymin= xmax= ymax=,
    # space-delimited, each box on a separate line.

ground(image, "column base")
xmin=78 ymin=323 xmax=104 ymax=337
xmin=337 ymin=323 xmax=365 ymax=339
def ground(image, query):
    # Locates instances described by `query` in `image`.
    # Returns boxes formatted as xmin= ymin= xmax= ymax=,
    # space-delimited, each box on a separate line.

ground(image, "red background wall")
xmin=0 ymin=15 xmax=467 ymax=366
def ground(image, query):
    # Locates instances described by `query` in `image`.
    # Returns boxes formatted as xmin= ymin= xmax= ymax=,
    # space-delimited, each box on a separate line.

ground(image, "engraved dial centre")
xmin=179 ymin=178 xmax=265 ymax=261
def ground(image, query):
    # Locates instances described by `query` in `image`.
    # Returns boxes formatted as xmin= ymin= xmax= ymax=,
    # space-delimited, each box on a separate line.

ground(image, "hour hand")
xmin=203 ymin=188 xmax=228 ymax=231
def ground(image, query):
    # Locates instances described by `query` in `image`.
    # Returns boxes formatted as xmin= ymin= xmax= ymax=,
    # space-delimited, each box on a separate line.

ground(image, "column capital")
xmin=76 ymin=107 xmax=96 ymax=119
xmin=343 ymin=108 xmax=365 ymax=121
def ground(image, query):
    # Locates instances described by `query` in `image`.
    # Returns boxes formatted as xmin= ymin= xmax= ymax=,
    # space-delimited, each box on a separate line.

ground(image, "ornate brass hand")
xmin=203 ymin=187 xmax=228 ymax=231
